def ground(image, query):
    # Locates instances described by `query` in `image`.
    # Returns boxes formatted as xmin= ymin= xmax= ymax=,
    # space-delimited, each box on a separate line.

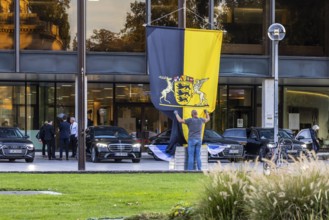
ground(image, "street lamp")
xmin=267 ymin=23 xmax=286 ymax=144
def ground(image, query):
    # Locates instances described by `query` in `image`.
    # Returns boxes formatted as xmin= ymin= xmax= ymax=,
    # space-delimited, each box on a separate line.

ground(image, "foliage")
xmin=194 ymin=161 xmax=254 ymax=220
xmin=87 ymin=0 xmax=221 ymax=52
xmin=28 ymin=0 xmax=71 ymax=50
xmin=194 ymin=155 xmax=329 ymax=220
xmin=168 ymin=202 xmax=195 ymax=220
xmin=0 ymin=173 xmax=203 ymax=219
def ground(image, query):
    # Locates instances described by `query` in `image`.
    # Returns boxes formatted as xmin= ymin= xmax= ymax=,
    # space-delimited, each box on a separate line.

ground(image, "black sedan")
xmin=147 ymin=129 xmax=244 ymax=161
xmin=223 ymin=127 xmax=306 ymax=160
xmin=0 ymin=127 xmax=35 ymax=163
xmin=86 ymin=126 xmax=142 ymax=163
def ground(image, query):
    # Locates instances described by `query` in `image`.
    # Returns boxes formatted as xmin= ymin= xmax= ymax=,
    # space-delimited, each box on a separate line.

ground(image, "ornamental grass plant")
xmin=195 ymin=153 xmax=329 ymax=220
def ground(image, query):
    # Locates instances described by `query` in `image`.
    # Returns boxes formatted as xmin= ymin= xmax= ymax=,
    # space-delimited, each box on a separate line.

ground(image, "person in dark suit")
xmin=37 ymin=121 xmax=48 ymax=157
xmin=44 ymin=121 xmax=56 ymax=160
xmin=59 ymin=115 xmax=71 ymax=160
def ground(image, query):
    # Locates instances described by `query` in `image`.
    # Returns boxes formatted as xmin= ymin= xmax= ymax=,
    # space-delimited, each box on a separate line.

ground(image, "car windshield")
xmin=94 ymin=127 xmax=130 ymax=139
xmin=258 ymin=129 xmax=292 ymax=140
xmin=204 ymin=130 xmax=223 ymax=138
xmin=0 ymin=128 xmax=23 ymax=138
xmin=224 ymin=129 xmax=246 ymax=138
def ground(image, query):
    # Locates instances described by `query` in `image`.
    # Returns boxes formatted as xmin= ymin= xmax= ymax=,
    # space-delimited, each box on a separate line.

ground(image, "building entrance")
xmin=115 ymin=104 xmax=170 ymax=141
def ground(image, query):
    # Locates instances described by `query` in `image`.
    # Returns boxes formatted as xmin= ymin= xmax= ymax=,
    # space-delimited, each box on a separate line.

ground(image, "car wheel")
xmin=91 ymin=147 xmax=99 ymax=163
xmin=9 ymin=159 xmax=15 ymax=162
xmin=115 ymin=159 xmax=122 ymax=162
xmin=25 ymin=158 xmax=34 ymax=163
xmin=132 ymin=158 xmax=140 ymax=163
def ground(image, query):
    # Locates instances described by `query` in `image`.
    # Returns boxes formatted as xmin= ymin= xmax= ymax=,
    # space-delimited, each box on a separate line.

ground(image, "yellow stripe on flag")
xmin=182 ymin=29 xmax=223 ymax=141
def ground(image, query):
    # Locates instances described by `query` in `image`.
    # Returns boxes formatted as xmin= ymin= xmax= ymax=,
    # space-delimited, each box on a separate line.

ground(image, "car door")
xmin=296 ymin=129 xmax=313 ymax=150
xmin=245 ymin=129 xmax=262 ymax=156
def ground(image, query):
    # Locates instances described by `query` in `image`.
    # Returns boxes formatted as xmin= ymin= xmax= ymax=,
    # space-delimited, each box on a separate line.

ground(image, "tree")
xmin=86 ymin=29 xmax=123 ymax=52
xmin=28 ymin=0 xmax=71 ymax=50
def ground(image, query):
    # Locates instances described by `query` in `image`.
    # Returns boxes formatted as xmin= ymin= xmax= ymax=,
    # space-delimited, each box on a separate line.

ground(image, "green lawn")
xmin=0 ymin=173 xmax=204 ymax=220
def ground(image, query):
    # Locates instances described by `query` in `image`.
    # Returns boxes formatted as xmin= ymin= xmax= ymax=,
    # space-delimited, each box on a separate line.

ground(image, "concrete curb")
xmin=0 ymin=170 xmax=203 ymax=174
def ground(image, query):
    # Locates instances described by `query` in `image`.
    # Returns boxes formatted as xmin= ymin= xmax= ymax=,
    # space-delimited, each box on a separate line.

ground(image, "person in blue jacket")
xmin=59 ymin=115 xmax=71 ymax=160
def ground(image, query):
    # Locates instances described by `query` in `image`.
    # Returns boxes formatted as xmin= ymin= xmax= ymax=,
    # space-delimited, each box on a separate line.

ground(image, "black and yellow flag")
xmin=147 ymin=26 xmax=223 ymax=144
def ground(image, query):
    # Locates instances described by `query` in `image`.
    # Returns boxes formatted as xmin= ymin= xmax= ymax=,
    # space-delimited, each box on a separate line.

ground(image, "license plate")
xmin=229 ymin=150 xmax=239 ymax=154
xmin=9 ymin=149 xmax=22 ymax=153
xmin=115 ymin=152 xmax=128 ymax=156
xmin=287 ymin=150 xmax=297 ymax=153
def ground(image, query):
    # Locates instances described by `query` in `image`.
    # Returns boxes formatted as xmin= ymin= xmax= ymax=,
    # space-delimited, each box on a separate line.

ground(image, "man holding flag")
xmin=174 ymin=109 xmax=209 ymax=170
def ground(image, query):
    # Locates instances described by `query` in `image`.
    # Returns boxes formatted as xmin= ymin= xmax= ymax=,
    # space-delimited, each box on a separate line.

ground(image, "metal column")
xmin=77 ymin=0 xmax=87 ymax=170
xmin=146 ymin=0 xmax=151 ymax=25
xmin=15 ymin=0 xmax=20 ymax=72
xmin=178 ymin=0 xmax=186 ymax=28
xmin=209 ymin=0 xmax=214 ymax=30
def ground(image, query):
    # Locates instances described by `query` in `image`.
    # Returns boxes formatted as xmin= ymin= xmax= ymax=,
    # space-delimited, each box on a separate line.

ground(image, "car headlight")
xmin=301 ymin=144 xmax=307 ymax=149
xmin=267 ymin=143 xmax=276 ymax=148
xmin=26 ymin=144 xmax=34 ymax=150
xmin=96 ymin=143 xmax=108 ymax=148
xmin=132 ymin=143 xmax=141 ymax=152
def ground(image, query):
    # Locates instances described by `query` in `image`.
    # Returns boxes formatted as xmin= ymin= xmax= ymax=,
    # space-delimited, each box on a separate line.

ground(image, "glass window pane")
xmin=88 ymin=83 xmax=113 ymax=126
xmin=0 ymin=83 xmax=25 ymax=129
xmin=0 ymin=0 xmax=14 ymax=49
xmin=186 ymin=0 xmax=210 ymax=29
xmin=151 ymin=0 xmax=178 ymax=27
xmin=283 ymin=87 xmax=329 ymax=140
xmin=228 ymin=86 xmax=253 ymax=128
xmin=215 ymin=0 xmax=265 ymax=55
xmin=276 ymin=0 xmax=325 ymax=56
xmin=57 ymin=83 xmax=75 ymax=120
xmin=87 ymin=0 xmax=145 ymax=52
xmin=115 ymin=84 xmax=150 ymax=103
xmin=20 ymin=0 xmax=77 ymax=51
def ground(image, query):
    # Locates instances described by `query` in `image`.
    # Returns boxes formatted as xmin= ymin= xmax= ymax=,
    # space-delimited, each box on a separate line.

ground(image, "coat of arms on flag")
xmin=158 ymin=75 xmax=210 ymax=107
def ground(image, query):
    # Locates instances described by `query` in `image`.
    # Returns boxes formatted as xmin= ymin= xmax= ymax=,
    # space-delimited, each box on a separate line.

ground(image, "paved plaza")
xmin=0 ymin=152 xmax=239 ymax=172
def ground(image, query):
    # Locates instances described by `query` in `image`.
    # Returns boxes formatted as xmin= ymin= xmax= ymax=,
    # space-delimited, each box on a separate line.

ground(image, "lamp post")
xmin=267 ymin=23 xmax=286 ymax=144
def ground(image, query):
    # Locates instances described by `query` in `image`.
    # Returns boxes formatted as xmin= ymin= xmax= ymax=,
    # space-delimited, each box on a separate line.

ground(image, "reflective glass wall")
xmin=215 ymin=0 xmax=265 ymax=55
xmin=86 ymin=0 xmax=145 ymax=52
xmin=283 ymin=87 xmax=329 ymax=140
xmin=0 ymin=0 xmax=14 ymax=49
xmin=19 ymin=0 xmax=77 ymax=50
xmin=277 ymin=0 xmax=327 ymax=56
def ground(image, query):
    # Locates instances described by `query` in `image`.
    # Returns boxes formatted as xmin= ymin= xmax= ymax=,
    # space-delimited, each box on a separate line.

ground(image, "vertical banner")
xmin=147 ymin=26 xmax=223 ymax=149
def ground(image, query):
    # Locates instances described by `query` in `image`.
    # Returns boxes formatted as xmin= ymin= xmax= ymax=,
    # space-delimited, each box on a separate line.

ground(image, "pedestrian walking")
xmin=43 ymin=121 xmax=56 ymax=160
xmin=58 ymin=116 xmax=71 ymax=160
xmin=70 ymin=117 xmax=78 ymax=158
xmin=37 ymin=121 xmax=48 ymax=158
xmin=174 ymin=109 xmax=210 ymax=170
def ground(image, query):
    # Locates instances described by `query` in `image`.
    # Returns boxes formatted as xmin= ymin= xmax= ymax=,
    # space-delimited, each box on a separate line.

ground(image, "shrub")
xmin=194 ymin=155 xmax=329 ymax=220
xmin=194 ymin=162 xmax=257 ymax=220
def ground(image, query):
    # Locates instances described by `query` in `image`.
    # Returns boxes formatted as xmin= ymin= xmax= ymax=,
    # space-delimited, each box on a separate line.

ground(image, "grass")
xmin=0 ymin=173 xmax=204 ymax=220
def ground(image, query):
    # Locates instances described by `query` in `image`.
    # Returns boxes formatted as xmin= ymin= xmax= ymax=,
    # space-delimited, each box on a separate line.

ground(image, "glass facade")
xmin=215 ymin=0 xmax=265 ymax=55
xmin=86 ymin=0 xmax=145 ymax=52
xmin=277 ymin=0 xmax=327 ymax=56
xmin=19 ymin=0 xmax=77 ymax=50
xmin=0 ymin=0 xmax=14 ymax=49
xmin=283 ymin=87 xmax=329 ymax=139
xmin=0 ymin=0 xmax=329 ymax=152
xmin=151 ymin=0 xmax=178 ymax=27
